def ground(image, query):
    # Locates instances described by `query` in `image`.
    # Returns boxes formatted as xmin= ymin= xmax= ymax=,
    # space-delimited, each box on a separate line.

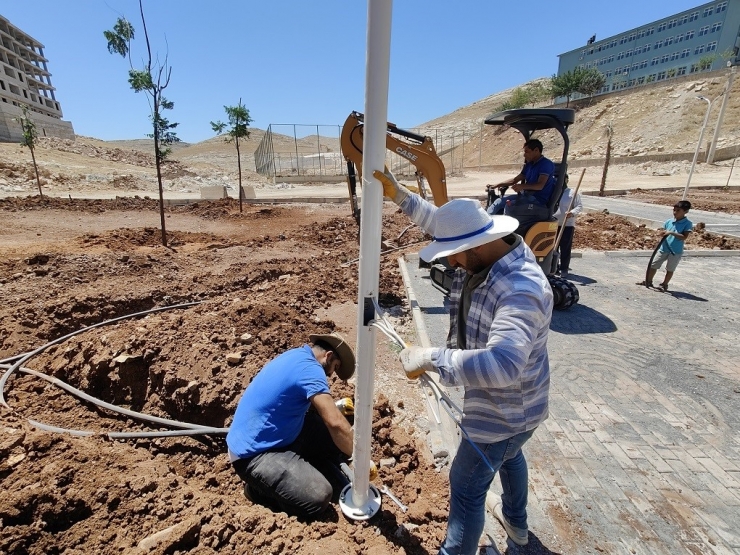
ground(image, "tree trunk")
xmin=236 ymin=135 xmax=243 ymax=213
xmin=153 ymin=105 xmax=167 ymax=247
xmin=599 ymin=131 xmax=612 ymax=197
xmin=29 ymin=145 xmax=42 ymax=197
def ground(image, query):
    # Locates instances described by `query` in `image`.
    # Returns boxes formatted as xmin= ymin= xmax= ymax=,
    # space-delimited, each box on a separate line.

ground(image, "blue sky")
xmin=4 ymin=1 xmax=705 ymax=143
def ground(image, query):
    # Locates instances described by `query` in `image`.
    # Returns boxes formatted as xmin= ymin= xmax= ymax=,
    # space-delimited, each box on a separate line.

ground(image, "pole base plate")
xmin=339 ymin=483 xmax=381 ymax=520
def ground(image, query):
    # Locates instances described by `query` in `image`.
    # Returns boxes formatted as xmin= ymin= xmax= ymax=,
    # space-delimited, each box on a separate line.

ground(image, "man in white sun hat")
xmin=374 ymin=169 xmax=553 ymax=554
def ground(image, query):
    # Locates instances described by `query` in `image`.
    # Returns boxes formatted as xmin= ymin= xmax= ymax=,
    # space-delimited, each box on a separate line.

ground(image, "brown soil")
xmin=0 ymin=199 xmax=459 ymax=555
xmin=624 ymin=188 xmax=740 ymax=215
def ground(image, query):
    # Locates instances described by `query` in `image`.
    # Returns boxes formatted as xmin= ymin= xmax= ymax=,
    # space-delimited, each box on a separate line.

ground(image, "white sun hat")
xmin=418 ymin=198 xmax=519 ymax=262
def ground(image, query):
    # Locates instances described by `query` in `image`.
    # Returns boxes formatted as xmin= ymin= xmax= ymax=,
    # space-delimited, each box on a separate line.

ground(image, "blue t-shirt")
xmin=661 ymin=216 xmax=693 ymax=255
xmin=226 ymin=345 xmax=330 ymax=459
xmin=523 ymin=156 xmax=556 ymax=205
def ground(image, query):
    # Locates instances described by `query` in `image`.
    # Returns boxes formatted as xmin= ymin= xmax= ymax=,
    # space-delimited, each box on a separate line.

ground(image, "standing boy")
xmin=640 ymin=200 xmax=693 ymax=291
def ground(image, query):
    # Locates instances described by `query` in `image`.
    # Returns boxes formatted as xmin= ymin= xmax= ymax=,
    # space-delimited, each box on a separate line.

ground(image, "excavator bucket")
xmin=341 ymin=111 xmax=448 ymax=224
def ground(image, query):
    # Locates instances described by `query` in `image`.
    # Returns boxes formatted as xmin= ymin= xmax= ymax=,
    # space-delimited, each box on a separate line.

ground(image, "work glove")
xmin=399 ymin=346 xmax=436 ymax=380
xmin=369 ymin=460 xmax=378 ymax=481
xmin=335 ymin=397 xmax=354 ymax=416
xmin=372 ymin=169 xmax=410 ymax=205
xmin=341 ymin=460 xmax=378 ymax=481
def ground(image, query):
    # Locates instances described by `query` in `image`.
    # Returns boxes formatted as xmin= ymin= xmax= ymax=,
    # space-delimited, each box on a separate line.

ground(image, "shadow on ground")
xmin=550 ymin=303 xmax=617 ymax=334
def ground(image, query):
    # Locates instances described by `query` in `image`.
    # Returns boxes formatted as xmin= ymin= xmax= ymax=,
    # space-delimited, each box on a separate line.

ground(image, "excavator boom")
xmin=341 ymin=111 xmax=448 ymax=223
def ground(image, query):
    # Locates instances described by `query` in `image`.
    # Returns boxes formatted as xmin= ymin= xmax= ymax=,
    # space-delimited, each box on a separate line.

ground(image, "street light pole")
xmin=707 ymin=64 xmax=736 ymax=164
xmin=682 ymin=95 xmax=712 ymax=201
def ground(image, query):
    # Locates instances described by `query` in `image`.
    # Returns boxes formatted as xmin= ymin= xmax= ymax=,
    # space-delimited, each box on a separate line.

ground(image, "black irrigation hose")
xmin=645 ymin=236 xmax=675 ymax=287
xmin=0 ymin=301 xmax=202 ymax=409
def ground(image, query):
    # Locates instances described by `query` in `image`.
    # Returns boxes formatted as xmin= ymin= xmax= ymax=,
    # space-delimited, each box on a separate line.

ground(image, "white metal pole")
xmin=682 ymin=96 xmax=711 ymax=201
xmin=340 ymin=0 xmax=392 ymax=519
xmin=707 ymin=66 xmax=736 ymax=164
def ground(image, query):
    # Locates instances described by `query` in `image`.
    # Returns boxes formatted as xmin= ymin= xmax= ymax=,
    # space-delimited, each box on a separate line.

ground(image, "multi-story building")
xmin=0 ymin=15 xmax=74 ymax=142
xmin=557 ymin=0 xmax=740 ymax=100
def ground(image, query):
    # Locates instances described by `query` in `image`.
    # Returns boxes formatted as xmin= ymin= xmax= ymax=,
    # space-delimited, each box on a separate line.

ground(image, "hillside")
xmin=1 ymin=70 xmax=738 ymax=197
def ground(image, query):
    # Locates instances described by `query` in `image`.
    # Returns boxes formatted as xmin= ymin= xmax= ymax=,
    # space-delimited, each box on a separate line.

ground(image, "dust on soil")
xmin=0 ymin=199 xmax=458 ymax=555
xmin=624 ymin=187 xmax=740 ymax=215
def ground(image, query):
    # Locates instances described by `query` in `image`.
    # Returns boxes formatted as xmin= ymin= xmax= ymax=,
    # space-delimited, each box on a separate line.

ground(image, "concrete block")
xmin=200 ymin=186 xmax=227 ymax=199
xmin=240 ymin=185 xmax=256 ymax=199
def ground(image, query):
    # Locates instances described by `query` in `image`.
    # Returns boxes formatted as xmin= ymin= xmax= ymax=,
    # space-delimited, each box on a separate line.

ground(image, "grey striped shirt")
xmin=400 ymin=194 xmax=552 ymax=443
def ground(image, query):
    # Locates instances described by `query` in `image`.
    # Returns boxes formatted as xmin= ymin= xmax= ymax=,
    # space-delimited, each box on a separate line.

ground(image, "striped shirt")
xmin=400 ymin=194 xmax=552 ymax=443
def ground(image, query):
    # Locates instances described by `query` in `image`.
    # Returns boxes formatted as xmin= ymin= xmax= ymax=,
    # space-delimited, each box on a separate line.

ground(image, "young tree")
xmin=550 ymin=69 xmax=582 ymax=107
xmin=576 ymin=68 xmax=606 ymax=102
xmin=16 ymin=104 xmax=43 ymax=197
xmin=526 ymin=81 xmax=552 ymax=106
xmin=104 ymin=0 xmax=180 ymax=247
xmin=211 ymin=99 xmax=253 ymax=213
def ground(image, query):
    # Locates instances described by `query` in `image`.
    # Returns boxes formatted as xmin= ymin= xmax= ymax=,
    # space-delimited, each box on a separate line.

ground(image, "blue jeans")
xmin=439 ymin=428 xmax=536 ymax=555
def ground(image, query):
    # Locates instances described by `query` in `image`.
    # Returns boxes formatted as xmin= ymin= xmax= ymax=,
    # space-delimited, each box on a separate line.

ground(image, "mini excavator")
xmin=340 ymin=108 xmax=578 ymax=310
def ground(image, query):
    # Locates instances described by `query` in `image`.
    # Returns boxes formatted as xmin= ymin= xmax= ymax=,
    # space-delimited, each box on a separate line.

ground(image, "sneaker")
xmin=492 ymin=501 xmax=528 ymax=546
xmin=657 ymin=283 xmax=669 ymax=292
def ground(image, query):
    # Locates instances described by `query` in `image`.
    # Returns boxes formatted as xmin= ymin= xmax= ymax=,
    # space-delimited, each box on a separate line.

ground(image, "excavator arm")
xmin=341 ymin=111 xmax=448 ymax=224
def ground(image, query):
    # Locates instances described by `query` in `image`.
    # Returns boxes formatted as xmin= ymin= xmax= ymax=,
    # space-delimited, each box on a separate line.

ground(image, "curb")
xmin=396 ymin=256 xmax=459 ymax=461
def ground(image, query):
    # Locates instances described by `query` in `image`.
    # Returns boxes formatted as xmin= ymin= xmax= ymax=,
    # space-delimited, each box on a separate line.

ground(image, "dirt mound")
xmin=575 ymin=211 xmax=740 ymax=251
xmin=624 ymin=188 xmax=740 ymax=215
xmin=0 ymin=201 xmax=454 ymax=555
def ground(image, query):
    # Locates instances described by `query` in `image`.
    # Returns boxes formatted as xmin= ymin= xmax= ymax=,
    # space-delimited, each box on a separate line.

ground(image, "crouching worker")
xmin=226 ymin=332 xmax=356 ymax=519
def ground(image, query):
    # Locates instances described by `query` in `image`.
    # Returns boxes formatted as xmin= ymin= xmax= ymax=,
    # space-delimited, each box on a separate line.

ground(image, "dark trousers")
xmin=558 ymin=226 xmax=575 ymax=273
xmin=232 ymin=411 xmax=349 ymax=519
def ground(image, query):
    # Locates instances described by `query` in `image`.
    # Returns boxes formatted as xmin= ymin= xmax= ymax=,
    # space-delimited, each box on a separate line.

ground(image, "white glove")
xmin=399 ymin=346 xmax=436 ymax=379
xmin=373 ymin=169 xmax=410 ymax=205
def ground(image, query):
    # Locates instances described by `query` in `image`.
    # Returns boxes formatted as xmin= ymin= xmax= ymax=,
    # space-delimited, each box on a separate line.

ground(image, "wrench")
xmin=380 ymin=484 xmax=408 ymax=513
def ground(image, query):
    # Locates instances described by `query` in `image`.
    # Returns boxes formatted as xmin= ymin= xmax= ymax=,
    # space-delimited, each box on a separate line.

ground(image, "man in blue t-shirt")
xmin=640 ymin=200 xmax=693 ymax=291
xmin=487 ymin=139 xmax=557 ymax=215
xmin=227 ymin=332 xmax=356 ymax=519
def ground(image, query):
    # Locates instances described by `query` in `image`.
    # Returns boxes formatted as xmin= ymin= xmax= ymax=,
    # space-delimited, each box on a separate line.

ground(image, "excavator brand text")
xmin=395 ymin=147 xmax=418 ymax=162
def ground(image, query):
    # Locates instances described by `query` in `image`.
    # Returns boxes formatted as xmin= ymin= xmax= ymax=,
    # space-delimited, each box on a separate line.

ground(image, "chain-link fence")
xmin=254 ymin=121 xmax=484 ymax=180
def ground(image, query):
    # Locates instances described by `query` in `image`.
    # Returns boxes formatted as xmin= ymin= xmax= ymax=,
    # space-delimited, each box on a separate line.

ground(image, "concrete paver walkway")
xmin=401 ymin=249 xmax=740 ymax=553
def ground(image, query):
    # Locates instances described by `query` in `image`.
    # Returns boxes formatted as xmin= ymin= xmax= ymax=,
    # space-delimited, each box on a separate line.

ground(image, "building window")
xmin=707 ymin=41 xmax=717 ymax=52
xmin=703 ymin=6 xmax=713 ymax=17
xmin=655 ymin=39 xmax=663 ymax=49
xmin=677 ymin=66 xmax=687 ymax=76
xmin=681 ymin=48 xmax=690 ymax=58
xmin=637 ymin=76 xmax=646 ymax=84
xmin=629 ymin=33 xmax=637 ymax=41
xmin=666 ymin=37 xmax=674 ymax=46
xmin=626 ymin=49 xmax=633 ymax=57
xmin=699 ymin=25 xmax=710 ymax=36
xmin=661 ymin=54 xmax=670 ymax=63
xmin=657 ymin=71 xmax=667 ymax=80
xmin=647 ymin=27 xmax=654 ymax=36
xmin=651 ymin=57 xmax=659 ymax=65
xmin=711 ymin=22 xmax=722 ymax=33
xmin=0 ymin=80 xmax=4 ymax=90
xmin=695 ymin=44 xmax=705 ymax=55
xmin=605 ymin=70 xmax=613 ymax=78
xmin=670 ymin=52 xmax=679 ymax=61
xmin=717 ymin=1 xmax=728 ymax=12
xmin=668 ymin=19 xmax=677 ymax=29
xmin=644 ymin=44 xmax=651 ymax=52
xmin=689 ymin=11 xmax=699 ymax=22
xmin=632 ymin=62 xmax=639 ymax=70
xmin=640 ymin=60 xmax=648 ymax=69
xmin=686 ymin=30 xmax=695 ymax=40
xmin=679 ymin=15 xmax=688 ymax=25
xmin=676 ymin=33 xmax=684 ymax=43
xmin=690 ymin=63 xmax=700 ymax=73
xmin=658 ymin=22 xmax=667 ymax=32
xmin=620 ymin=37 xmax=627 ymax=44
